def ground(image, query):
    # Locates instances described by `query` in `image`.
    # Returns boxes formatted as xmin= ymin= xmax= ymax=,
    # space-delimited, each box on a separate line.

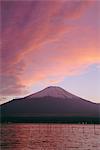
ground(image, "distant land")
xmin=0 ymin=86 xmax=100 ymax=124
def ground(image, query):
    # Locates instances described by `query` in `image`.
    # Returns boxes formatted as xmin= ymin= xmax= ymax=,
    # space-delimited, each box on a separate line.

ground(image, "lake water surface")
xmin=0 ymin=124 xmax=100 ymax=150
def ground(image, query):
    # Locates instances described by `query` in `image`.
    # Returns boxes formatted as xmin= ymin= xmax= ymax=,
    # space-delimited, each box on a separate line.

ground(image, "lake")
xmin=0 ymin=124 xmax=100 ymax=150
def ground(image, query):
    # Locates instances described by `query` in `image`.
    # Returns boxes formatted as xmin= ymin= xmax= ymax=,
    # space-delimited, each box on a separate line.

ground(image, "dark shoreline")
xmin=1 ymin=116 xmax=100 ymax=124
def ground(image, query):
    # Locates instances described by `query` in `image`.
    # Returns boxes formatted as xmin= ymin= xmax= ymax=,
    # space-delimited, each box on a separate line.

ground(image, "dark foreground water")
xmin=0 ymin=124 xmax=100 ymax=150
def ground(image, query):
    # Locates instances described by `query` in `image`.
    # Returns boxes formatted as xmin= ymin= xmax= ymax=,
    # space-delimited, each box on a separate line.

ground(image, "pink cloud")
xmin=1 ymin=1 xmax=100 ymax=99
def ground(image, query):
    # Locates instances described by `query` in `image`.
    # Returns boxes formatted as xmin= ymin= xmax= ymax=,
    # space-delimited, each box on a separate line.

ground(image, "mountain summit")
xmin=28 ymin=86 xmax=79 ymax=99
xmin=1 ymin=86 xmax=100 ymax=123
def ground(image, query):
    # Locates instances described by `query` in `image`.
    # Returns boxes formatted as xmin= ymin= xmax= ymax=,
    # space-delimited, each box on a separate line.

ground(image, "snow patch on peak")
xmin=28 ymin=86 xmax=79 ymax=99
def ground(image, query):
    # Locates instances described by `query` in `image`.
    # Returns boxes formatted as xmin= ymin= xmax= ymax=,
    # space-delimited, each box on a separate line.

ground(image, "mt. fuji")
xmin=28 ymin=86 xmax=80 ymax=99
xmin=0 ymin=86 xmax=100 ymax=123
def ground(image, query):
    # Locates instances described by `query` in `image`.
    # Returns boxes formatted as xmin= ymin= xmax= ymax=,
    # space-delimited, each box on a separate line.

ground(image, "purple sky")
xmin=1 ymin=1 xmax=100 ymax=104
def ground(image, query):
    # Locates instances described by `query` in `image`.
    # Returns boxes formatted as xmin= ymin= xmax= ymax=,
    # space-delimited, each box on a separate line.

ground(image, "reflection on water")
xmin=0 ymin=124 xmax=100 ymax=150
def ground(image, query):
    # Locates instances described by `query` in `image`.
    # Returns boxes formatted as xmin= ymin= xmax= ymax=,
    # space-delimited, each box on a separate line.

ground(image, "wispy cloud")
xmin=1 ymin=1 xmax=100 ymax=99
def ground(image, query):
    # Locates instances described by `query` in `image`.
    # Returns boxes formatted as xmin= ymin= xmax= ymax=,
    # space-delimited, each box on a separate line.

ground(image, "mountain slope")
xmin=0 ymin=86 xmax=100 ymax=123
xmin=28 ymin=86 xmax=80 ymax=99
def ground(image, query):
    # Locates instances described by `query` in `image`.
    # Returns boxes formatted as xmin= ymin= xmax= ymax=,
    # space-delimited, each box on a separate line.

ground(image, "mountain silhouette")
xmin=0 ymin=86 xmax=100 ymax=123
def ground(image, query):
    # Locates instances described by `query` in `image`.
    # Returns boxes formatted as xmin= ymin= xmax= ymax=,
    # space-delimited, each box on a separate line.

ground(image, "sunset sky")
xmin=1 ymin=0 xmax=100 ymax=104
